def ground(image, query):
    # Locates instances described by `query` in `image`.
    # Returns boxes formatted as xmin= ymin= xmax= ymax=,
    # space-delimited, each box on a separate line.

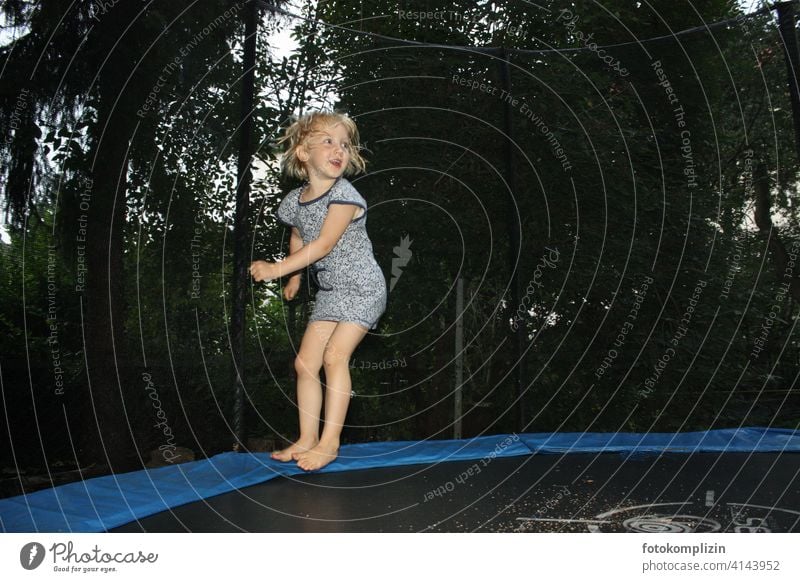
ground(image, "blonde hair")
xmin=277 ymin=111 xmax=367 ymax=181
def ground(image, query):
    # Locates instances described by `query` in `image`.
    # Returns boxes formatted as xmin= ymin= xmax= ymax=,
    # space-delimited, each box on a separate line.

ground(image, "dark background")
xmin=1 ymin=0 xmax=799 ymax=495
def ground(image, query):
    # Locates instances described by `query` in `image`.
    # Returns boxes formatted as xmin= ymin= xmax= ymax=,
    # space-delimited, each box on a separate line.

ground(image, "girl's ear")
xmin=297 ymin=143 xmax=309 ymax=162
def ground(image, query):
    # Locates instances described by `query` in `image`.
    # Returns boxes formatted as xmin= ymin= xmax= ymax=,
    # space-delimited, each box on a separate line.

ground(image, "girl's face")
xmin=299 ymin=122 xmax=352 ymax=181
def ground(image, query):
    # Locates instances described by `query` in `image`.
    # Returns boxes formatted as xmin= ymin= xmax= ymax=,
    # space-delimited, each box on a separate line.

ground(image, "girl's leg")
xmin=271 ymin=320 xmax=338 ymax=461
xmin=293 ymin=321 xmax=369 ymax=471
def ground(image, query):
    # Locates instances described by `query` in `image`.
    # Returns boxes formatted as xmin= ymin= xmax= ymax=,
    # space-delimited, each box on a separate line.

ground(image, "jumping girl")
xmin=249 ymin=111 xmax=387 ymax=471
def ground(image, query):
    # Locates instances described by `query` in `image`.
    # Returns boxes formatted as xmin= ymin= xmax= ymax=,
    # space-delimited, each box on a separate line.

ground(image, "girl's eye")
xmin=342 ymin=143 xmax=351 ymax=150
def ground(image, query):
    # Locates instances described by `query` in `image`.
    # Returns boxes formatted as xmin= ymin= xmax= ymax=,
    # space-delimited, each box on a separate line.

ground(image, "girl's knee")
xmin=295 ymin=353 xmax=322 ymax=376
xmin=322 ymin=346 xmax=350 ymax=369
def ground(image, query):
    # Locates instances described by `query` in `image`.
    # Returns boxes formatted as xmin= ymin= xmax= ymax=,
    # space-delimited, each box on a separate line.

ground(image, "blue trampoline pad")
xmin=1 ymin=427 xmax=797 ymax=532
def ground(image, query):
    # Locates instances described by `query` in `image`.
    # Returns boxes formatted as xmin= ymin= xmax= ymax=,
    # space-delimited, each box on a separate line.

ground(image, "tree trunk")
xmin=753 ymin=159 xmax=800 ymax=302
xmin=79 ymin=8 xmax=152 ymax=472
xmin=80 ymin=96 xmax=136 ymax=471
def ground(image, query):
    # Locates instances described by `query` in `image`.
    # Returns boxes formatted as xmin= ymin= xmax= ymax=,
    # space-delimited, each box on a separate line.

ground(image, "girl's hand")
xmin=249 ymin=260 xmax=280 ymax=282
xmin=283 ymin=275 xmax=301 ymax=301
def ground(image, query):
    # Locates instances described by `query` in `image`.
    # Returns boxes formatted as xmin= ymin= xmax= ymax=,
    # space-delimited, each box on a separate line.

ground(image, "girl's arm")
xmin=250 ymin=205 xmax=357 ymax=283
xmin=276 ymin=204 xmax=357 ymax=277
xmin=287 ymin=227 xmax=303 ymax=279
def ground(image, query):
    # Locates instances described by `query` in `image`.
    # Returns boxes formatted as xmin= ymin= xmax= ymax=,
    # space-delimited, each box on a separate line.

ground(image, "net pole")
xmin=232 ymin=0 xmax=258 ymax=451
xmin=499 ymin=46 xmax=527 ymax=432
xmin=454 ymin=275 xmax=464 ymax=439
xmin=776 ymin=1 xmax=800 ymax=159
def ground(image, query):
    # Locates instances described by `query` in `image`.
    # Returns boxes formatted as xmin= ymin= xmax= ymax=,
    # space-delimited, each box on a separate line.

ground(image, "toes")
xmin=271 ymin=448 xmax=300 ymax=462
xmin=296 ymin=456 xmax=316 ymax=471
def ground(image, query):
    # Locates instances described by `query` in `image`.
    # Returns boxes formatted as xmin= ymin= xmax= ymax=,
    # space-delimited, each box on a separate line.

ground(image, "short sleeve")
xmin=327 ymin=181 xmax=366 ymax=220
xmin=276 ymin=192 xmax=296 ymax=228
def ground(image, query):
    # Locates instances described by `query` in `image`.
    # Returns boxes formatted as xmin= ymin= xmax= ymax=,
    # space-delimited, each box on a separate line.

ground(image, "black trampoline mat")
xmin=110 ymin=452 xmax=800 ymax=533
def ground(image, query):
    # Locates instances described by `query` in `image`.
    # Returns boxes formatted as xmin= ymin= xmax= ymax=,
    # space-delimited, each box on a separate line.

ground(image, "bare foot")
xmin=270 ymin=438 xmax=318 ymax=462
xmin=293 ymin=440 xmax=339 ymax=471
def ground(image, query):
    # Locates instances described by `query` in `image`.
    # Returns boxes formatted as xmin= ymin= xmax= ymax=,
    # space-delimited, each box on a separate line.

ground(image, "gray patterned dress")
xmin=276 ymin=177 xmax=387 ymax=331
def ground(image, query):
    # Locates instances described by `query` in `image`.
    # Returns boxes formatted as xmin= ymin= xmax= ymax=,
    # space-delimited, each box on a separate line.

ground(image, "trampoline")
xmin=1 ymin=428 xmax=798 ymax=533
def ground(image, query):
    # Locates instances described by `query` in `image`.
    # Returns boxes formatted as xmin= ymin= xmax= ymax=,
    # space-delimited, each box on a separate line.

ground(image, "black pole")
xmin=232 ymin=0 xmax=257 ymax=451
xmin=776 ymin=1 xmax=800 ymax=159
xmin=498 ymin=47 xmax=526 ymax=432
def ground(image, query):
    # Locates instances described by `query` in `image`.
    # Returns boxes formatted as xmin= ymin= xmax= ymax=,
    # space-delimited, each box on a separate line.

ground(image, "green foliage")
xmin=314 ymin=0 xmax=800 ymax=434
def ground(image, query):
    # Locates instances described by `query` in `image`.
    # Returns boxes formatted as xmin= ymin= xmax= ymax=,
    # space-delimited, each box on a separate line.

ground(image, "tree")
xmin=0 ymin=0 xmax=299 ymax=473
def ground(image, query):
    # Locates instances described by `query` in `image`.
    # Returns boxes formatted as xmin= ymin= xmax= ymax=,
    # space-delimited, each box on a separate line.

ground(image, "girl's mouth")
xmin=329 ymin=159 xmax=342 ymax=169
